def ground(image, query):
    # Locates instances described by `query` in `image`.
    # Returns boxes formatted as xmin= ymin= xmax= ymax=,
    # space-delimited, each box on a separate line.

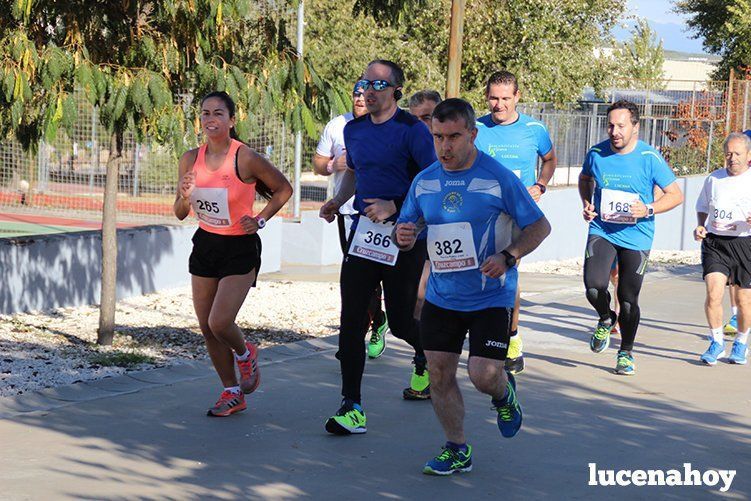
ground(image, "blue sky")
xmin=614 ymin=0 xmax=707 ymax=54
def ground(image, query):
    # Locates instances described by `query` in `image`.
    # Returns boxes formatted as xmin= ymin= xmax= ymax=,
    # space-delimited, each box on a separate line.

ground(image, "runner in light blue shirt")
xmin=473 ymin=70 xmax=558 ymax=374
xmin=579 ymin=100 xmax=684 ymax=376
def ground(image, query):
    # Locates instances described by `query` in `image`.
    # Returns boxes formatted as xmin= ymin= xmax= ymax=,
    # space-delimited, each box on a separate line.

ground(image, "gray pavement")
xmin=1 ymin=267 xmax=750 ymax=499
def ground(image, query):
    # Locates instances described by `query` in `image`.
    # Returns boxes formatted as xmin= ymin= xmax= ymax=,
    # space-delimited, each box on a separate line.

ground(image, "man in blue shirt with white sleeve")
xmin=474 ymin=70 xmax=557 ymax=374
xmin=396 ymin=98 xmax=551 ymax=476
xmin=579 ymin=100 xmax=684 ymax=375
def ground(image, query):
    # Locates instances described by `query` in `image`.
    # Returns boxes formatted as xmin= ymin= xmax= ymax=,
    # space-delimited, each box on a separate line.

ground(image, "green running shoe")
xmin=590 ymin=313 xmax=615 ymax=353
xmin=505 ymin=335 xmax=524 ymax=374
xmin=614 ymin=350 xmax=636 ymax=375
xmin=325 ymin=400 xmax=367 ymax=435
xmin=423 ymin=444 xmax=473 ymax=475
xmin=367 ymin=313 xmax=388 ymax=359
xmin=403 ymin=357 xmax=430 ymax=400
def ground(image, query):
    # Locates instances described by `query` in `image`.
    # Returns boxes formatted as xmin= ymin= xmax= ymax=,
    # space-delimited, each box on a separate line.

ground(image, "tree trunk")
xmin=97 ymin=134 xmax=120 ymax=345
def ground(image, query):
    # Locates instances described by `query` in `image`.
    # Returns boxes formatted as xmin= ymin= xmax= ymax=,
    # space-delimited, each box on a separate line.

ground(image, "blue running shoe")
xmin=614 ymin=350 xmax=636 ymax=375
xmin=724 ymin=315 xmax=738 ymax=335
xmin=493 ymin=372 xmax=522 ymax=438
xmin=728 ymin=340 xmax=748 ymax=365
xmin=700 ymin=340 xmax=726 ymax=365
xmin=423 ymin=444 xmax=473 ymax=476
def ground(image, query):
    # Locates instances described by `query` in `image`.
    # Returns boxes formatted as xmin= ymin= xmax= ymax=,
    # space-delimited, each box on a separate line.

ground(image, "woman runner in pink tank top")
xmin=174 ymin=91 xmax=292 ymax=417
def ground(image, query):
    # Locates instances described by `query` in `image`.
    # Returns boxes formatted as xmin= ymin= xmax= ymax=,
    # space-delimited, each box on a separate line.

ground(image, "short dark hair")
xmin=485 ymin=70 xmax=519 ymax=94
xmin=408 ymin=90 xmax=442 ymax=109
xmin=607 ymin=100 xmax=640 ymax=125
xmin=367 ymin=59 xmax=404 ymax=87
xmin=431 ymin=98 xmax=476 ymax=131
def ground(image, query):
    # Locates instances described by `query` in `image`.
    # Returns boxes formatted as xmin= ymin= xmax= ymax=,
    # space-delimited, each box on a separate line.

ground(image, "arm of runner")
xmin=480 ymin=216 xmax=551 ymax=278
xmin=395 ymin=222 xmax=417 ymax=250
xmin=694 ymin=176 xmax=710 ymax=240
xmin=482 ymin=170 xmax=551 ymax=278
xmin=319 ymin=167 xmax=355 ymax=222
xmin=694 ymin=211 xmax=708 ymax=240
xmin=395 ymin=177 xmax=425 ymax=249
xmin=363 ymin=198 xmax=397 ymax=222
xmin=236 ymin=145 xmax=293 ymax=234
xmin=528 ymin=148 xmax=557 ymax=202
xmin=313 ymin=118 xmax=337 ymax=176
xmin=312 ymin=153 xmax=334 ymax=176
xmin=631 ymin=181 xmax=683 ymax=218
xmin=174 ymin=149 xmax=198 ymax=220
xmin=578 ymin=173 xmax=597 ymax=221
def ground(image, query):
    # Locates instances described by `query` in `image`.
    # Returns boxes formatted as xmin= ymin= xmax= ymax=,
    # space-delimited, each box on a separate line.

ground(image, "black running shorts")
xmin=701 ymin=233 xmax=751 ymax=289
xmin=189 ymin=227 xmax=262 ymax=282
xmin=420 ymin=300 xmax=512 ymax=360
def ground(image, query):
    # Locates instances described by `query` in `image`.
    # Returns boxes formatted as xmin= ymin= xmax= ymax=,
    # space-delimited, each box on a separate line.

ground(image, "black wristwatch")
xmin=501 ymin=249 xmax=517 ymax=268
xmin=534 ymin=182 xmax=547 ymax=194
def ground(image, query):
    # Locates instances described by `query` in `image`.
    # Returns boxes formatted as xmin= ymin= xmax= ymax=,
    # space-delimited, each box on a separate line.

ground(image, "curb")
xmin=0 ymin=335 xmax=338 ymax=419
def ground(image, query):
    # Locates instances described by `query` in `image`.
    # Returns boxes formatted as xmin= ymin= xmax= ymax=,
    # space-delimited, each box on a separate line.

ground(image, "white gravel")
xmin=1 ymin=250 xmax=700 ymax=398
xmin=0 ymin=280 xmax=340 ymax=397
xmin=519 ymin=250 xmax=701 ymax=275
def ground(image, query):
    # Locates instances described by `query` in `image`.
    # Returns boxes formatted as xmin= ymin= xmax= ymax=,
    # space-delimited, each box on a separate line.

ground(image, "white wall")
xmin=0 ymin=219 xmax=283 ymax=314
xmin=279 ymin=176 xmax=706 ymax=267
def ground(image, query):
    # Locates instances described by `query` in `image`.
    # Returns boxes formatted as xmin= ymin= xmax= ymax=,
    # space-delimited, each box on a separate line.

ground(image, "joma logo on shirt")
xmin=445 ymin=180 xmax=466 ymax=187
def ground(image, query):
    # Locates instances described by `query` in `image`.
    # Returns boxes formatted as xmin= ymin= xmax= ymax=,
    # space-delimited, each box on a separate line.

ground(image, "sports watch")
xmin=534 ymin=182 xmax=547 ymax=194
xmin=255 ymin=217 xmax=266 ymax=229
xmin=501 ymin=249 xmax=517 ymax=268
xmin=646 ymin=205 xmax=655 ymax=217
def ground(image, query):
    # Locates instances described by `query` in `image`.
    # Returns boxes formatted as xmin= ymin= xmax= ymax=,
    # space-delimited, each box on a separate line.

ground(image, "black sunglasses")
xmin=355 ymin=79 xmax=395 ymax=92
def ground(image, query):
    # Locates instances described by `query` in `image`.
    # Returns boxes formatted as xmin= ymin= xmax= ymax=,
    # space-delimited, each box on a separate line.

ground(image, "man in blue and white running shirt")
xmin=396 ymin=98 xmax=550 ymax=476
xmin=474 ymin=70 xmax=558 ymax=374
xmin=579 ymin=100 xmax=684 ymax=375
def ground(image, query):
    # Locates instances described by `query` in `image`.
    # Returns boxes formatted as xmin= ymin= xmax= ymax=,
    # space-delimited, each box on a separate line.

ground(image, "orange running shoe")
xmin=237 ymin=342 xmax=261 ymax=394
xmin=207 ymin=390 xmax=246 ymax=417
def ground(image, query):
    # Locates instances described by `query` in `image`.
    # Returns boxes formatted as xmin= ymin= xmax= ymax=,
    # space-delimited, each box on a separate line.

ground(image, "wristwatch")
xmin=255 ymin=217 xmax=266 ymax=229
xmin=534 ymin=182 xmax=547 ymax=194
xmin=646 ymin=204 xmax=654 ymax=217
xmin=501 ymin=249 xmax=517 ymax=268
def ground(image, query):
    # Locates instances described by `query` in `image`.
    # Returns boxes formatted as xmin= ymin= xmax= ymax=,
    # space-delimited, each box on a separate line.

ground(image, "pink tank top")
xmin=190 ymin=139 xmax=257 ymax=236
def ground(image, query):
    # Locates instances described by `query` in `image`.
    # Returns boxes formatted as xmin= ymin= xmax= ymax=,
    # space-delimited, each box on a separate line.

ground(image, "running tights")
xmin=583 ymin=235 xmax=650 ymax=352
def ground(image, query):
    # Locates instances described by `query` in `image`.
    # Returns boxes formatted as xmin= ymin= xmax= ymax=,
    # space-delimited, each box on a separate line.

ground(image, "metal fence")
xmin=519 ymin=102 xmax=726 ymax=187
xmin=2 ymin=77 xmax=749 ymax=229
xmin=0 ymin=91 xmax=315 ymax=226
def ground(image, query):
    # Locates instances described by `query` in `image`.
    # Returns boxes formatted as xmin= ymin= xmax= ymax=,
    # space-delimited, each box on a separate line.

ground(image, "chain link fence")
xmin=0 ymin=91 xmax=315 ymax=227
xmin=519 ymin=78 xmax=732 ymax=187
xmin=2 ymin=77 xmax=748 ymax=232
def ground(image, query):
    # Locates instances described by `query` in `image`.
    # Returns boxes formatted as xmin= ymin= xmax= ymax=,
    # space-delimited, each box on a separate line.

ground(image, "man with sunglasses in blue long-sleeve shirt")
xmin=320 ymin=59 xmax=436 ymax=435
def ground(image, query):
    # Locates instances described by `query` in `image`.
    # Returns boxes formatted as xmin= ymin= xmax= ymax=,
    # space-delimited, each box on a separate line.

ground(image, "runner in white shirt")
xmin=313 ymin=82 xmax=389 ymax=359
xmin=695 ymin=132 xmax=751 ymax=365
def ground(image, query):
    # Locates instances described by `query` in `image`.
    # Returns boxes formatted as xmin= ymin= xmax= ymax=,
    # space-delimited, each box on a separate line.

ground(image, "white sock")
xmin=737 ymin=329 xmax=749 ymax=345
xmin=235 ymin=349 xmax=250 ymax=362
xmin=710 ymin=328 xmax=724 ymax=343
xmin=224 ymin=386 xmax=241 ymax=394
xmin=731 ymin=306 xmax=738 ymax=316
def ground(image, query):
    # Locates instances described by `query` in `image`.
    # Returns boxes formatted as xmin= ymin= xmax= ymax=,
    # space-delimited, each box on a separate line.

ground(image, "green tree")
xmin=306 ymin=0 xmax=443 ymax=104
xmin=611 ymin=18 xmax=666 ymax=89
xmin=314 ymin=0 xmax=626 ymax=107
xmin=0 ymin=0 xmax=342 ymax=344
xmin=675 ymin=0 xmax=751 ymax=79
